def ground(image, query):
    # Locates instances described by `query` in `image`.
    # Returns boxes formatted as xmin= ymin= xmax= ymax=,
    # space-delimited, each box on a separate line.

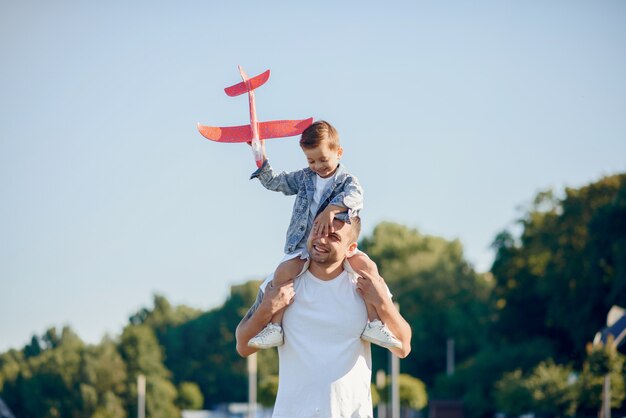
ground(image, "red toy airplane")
xmin=197 ymin=66 xmax=313 ymax=168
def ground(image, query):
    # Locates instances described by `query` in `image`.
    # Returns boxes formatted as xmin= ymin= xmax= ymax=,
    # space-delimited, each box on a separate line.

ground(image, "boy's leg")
xmin=269 ymin=257 xmax=307 ymax=325
xmin=347 ymin=253 xmax=402 ymax=349
xmin=347 ymin=253 xmax=381 ymax=322
xmin=248 ymin=257 xmax=306 ymax=349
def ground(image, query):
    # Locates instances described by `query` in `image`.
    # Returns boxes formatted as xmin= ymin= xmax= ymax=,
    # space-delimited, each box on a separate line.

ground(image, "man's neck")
xmin=308 ymin=258 xmax=345 ymax=281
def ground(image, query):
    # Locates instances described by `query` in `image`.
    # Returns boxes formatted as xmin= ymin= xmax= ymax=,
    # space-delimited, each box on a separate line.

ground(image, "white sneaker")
xmin=361 ymin=320 xmax=402 ymax=349
xmin=248 ymin=323 xmax=284 ymax=348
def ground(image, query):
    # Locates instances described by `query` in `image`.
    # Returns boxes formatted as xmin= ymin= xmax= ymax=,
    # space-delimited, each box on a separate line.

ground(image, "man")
xmin=236 ymin=217 xmax=412 ymax=417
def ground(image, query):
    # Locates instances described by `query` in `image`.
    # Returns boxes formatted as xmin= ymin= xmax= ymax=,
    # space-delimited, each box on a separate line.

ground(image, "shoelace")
xmin=256 ymin=326 xmax=278 ymax=339
xmin=380 ymin=326 xmax=398 ymax=340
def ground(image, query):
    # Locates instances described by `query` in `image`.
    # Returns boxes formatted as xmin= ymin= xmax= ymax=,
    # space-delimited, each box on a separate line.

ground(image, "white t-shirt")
xmin=309 ymin=174 xmax=335 ymax=220
xmin=266 ymin=263 xmax=374 ymax=418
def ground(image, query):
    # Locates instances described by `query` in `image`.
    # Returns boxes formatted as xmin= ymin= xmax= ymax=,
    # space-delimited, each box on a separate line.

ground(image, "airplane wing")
xmin=259 ymin=118 xmax=314 ymax=140
xmin=224 ymin=70 xmax=271 ymax=97
xmin=197 ymin=123 xmax=252 ymax=143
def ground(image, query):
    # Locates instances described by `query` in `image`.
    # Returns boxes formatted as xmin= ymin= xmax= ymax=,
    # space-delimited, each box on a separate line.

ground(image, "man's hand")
xmin=355 ymin=270 xmax=388 ymax=306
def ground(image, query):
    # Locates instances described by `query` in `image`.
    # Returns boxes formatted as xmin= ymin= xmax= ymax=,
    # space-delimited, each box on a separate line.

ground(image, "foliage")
xmin=494 ymin=360 xmax=577 ymax=417
xmin=398 ymin=374 xmax=428 ymax=410
xmin=576 ymin=340 xmax=626 ymax=414
xmin=176 ymin=382 xmax=204 ymax=410
xmin=491 ymin=174 xmax=626 ymax=363
xmin=377 ymin=374 xmax=428 ymax=410
xmin=433 ymin=339 xmax=555 ymax=418
xmin=258 ymin=375 xmax=279 ymax=407
xmin=0 ymin=327 xmax=107 ymax=418
xmin=149 ymin=283 xmax=277 ymax=407
xmin=493 ymin=369 xmax=532 ymax=416
xmin=1 ymin=173 xmax=625 ymax=417
xmin=360 ymin=222 xmax=492 ymax=387
xmin=371 ymin=383 xmax=380 ymax=406
xmin=117 ymin=323 xmax=179 ymax=418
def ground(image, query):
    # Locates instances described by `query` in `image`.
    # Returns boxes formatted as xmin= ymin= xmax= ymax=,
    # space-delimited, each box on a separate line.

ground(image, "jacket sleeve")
xmin=250 ymin=160 xmax=303 ymax=196
xmin=330 ymin=174 xmax=364 ymax=219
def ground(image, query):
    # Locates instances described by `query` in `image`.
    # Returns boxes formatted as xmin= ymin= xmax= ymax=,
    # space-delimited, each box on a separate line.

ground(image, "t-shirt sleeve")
xmin=259 ymin=272 xmax=275 ymax=293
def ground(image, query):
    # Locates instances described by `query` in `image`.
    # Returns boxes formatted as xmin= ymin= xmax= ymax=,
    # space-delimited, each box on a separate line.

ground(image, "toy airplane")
xmin=197 ymin=66 xmax=313 ymax=168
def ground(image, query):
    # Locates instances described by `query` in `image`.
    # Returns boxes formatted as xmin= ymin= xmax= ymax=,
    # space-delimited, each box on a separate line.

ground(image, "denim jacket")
xmin=251 ymin=160 xmax=364 ymax=254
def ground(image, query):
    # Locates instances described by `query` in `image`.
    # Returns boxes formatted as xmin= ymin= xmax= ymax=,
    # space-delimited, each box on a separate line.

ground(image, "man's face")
xmin=307 ymin=219 xmax=356 ymax=265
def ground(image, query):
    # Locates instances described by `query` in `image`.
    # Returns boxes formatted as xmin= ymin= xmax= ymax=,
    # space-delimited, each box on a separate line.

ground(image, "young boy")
xmin=247 ymin=120 xmax=401 ymax=350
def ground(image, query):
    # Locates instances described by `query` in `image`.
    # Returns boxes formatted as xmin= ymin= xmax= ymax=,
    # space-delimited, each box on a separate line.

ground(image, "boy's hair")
xmin=300 ymin=120 xmax=340 ymax=150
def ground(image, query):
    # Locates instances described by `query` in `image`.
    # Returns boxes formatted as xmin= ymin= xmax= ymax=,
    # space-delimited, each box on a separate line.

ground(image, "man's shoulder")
xmin=342 ymin=258 xmax=356 ymax=273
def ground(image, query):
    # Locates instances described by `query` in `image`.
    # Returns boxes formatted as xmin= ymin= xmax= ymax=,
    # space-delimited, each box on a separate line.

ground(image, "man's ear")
xmin=337 ymin=146 xmax=344 ymax=159
xmin=346 ymin=241 xmax=358 ymax=258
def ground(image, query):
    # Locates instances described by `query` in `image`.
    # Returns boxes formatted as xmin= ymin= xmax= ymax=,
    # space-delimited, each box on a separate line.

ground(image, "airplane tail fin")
xmin=224 ymin=69 xmax=270 ymax=97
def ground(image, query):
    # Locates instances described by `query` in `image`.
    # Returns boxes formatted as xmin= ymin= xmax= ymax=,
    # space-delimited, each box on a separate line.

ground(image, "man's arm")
xmin=235 ymin=279 xmax=295 ymax=357
xmin=356 ymin=271 xmax=412 ymax=358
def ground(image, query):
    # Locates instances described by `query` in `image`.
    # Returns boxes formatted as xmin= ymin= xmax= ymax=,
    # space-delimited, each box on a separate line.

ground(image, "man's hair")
xmin=348 ymin=216 xmax=361 ymax=244
xmin=300 ymin=120 xmax=340 ymax=150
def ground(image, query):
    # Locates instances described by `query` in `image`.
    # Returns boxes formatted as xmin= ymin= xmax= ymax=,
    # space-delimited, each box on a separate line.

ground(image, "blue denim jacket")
xmin=251 ymin=160 xmax=364 ymax=254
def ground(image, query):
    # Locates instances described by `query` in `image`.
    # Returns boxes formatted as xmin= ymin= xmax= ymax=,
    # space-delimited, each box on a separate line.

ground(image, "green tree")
xmin=491 ymin=174 xmax=626 ymax=363
xmin=494 ymin=360 xmax=577 ymax=417
xmin=371 ymin=383 xmax=380 ymax=407
xmin=493 ymin=369 xmax=533 ymax=416
xmin=526 ymin=360 xmax=577 ymax=417
xmin=129 ymin=294 xmax=201 ymax=331
xmin=484 ymin=173 xmax=626 ymax=418
xmin=433 ymin=339 xmax=555 ymax=418
xmin=0 ymin=326 xmax=85 ymax=418
xmin=576 ymin=340 xmax=626 ymax=415
xmin=360 ymin=222 xmax=492 ymax=386
xmin=398 ymin=374 xmax=428 ymax=410
xmin=118 ymin=324 xmax=178 ymax=418
xmin=77 ymin=337 xmax=127 ymax=418
xmin=258 ymin=375 xmax=279 ymax=407
xmin=176 ymin=382 xmax=204 ymax=410
xmin=91 ymin=392 xmax=126 ymax=418
xmin=0 ymin=349 xmax=23 ymax=392
xmin=378 ymin=374 xmax=428 ymax=410
xmin=151 ymin=282 xmax=277 ymax=407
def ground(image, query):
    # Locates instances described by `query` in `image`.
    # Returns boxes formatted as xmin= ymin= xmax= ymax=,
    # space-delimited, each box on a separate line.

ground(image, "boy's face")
xmin=302 ymin=143 xmax=343 ymax=178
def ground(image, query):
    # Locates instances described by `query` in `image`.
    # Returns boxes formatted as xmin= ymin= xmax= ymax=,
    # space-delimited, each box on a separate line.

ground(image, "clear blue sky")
xmin=1 ymin=1 xmax=625 ymax=351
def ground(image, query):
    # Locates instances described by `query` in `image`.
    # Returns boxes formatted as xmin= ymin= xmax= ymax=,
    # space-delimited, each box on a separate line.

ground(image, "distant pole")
xmin=390 ymin=302 xmax=400 ymax=418
xmin=604 ymin=374 xmax=611 ymax=418
xmin=390 ymin=351 xmax=399 ymax=418
xmin=247 ymin=353 xmax=257 ymax=418
xmin=376 ymin=369 xmax=386 ymax=418
xmin=137 ymin=374 xmax=146 ymax=418
xmin=446 ymin=338 xmax=455 ymax=376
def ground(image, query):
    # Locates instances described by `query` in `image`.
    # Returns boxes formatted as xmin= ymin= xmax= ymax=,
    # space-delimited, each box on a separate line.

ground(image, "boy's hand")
xmin=356 ymin=270 xmax=389 ymax=306
xmin=246 ymin=139 xmax=267 ymax=162
xmin=262 ymin=279 xmax=295 ymax=315
xmin=313 ymin=205 xmax=343 ymax=237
